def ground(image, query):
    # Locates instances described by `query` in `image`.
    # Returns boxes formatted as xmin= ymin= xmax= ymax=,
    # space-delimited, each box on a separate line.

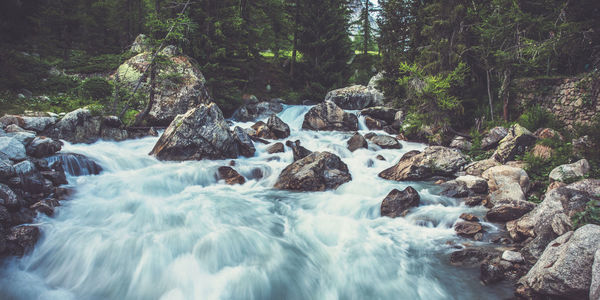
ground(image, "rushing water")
xmin=0 ymin=105 xmax=512 ymax=300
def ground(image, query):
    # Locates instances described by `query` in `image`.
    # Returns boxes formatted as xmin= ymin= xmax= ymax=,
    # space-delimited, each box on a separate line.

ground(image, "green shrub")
xmin=81 ymin=77 xmax=113 ymax=102
xmin=517 ymin=106 xmax=561 ymax=132
xmin=572 ymin=200 xmax=600 ymax=229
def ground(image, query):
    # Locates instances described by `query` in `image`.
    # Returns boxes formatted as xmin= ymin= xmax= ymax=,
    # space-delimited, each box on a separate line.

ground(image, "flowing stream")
xmin=0 ymin=105 xmax=512 ymax=299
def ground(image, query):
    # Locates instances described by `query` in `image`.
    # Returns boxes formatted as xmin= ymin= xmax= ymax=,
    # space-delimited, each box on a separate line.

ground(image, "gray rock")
xmin=150 ymin=103 xmax=239 ymax=161
xmin=347 ymin=133 xmax=368 ymax=152
xmin=0 ymin=159 xmax=14 ymax=180
xmin=6 ymin=131 xmax=36 ymax=146
xmin=486 ymin=200 xmax=536 ymax=222
xmin=267 ymin=142 xmax=284 ymax=154
xmin=13 ymin=160 xmax=46 ymax=194
xmin=0 ymin=137 xmax=27 ymax=161
xmin=0 ymin=184 xmax=20 ymax=208
xmin=0 ymin=115 xmax=56 ymax=132
xmin=449 ymin=136 xmax=472 ymax=151
xmin=481 ymin=126 xmax=508 ymax=150
xmin=519 ymin=225 xmax=600 ymax=299
xmin=591 ymin=250 xmax=600 ymax=300
xmin=493 ymin=124 xmax=536 ymax=163
xmin=482 ymin=166 xmax=530 ymax=204
xmin=266 ymin=115 xmax=290 ymax=139
xmin=502 ymin=250 xmax=524 ymax=263
xmin=360 ymin=106 xmax=397 ymax=123
xmin=549 ymin=159 xmax=590 ymax=182
xmin=232 ymin=126 xmax=255 ymax=158
xmin=285 ymin=140 xmax=312 ymax=162
xmin=464 ymin=158 xmax=501 ymax=177
xmin=380 ymin=187 xmax=420 ymax=218
xmin=302 ymin=101 xmax=358 ymax=131
xmin=324 ymin=85 xmax=384 ymax=110
xmin=5 ymin=225 xmax=40 ymax=256
xmin=454 ymin=175 xmax=488 ymax=194
xmin=369 ymin=135 xmax=402 ymax=149
xmin=274 ymin=151 xmax=351 ymax=191
xmin=232 ymin=101 xmax=284 ymax=122
xmin=43 ymin=108 xmax=102 ymax=143
xmin=26 ymin=137 xmax=62 ymax=158
xmin=379 ymin=146 xmax=468 ymax=181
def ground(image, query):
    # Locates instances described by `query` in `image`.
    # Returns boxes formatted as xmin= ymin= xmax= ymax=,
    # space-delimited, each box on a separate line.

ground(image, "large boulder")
xmin=549 ymin=159 xmax=590 ymax=182
xmin=274 ymin=152 xmax=351 ymax=191
xmin=492 ymin=124 xmax=536 ymax=163
xmin=232 ymin=101 xmax=284 ymax=122
xmin=0 ymin=137 xmax=26 ymax=161
xmin=482 ymin=166 xmax=530 ymax=204
xmin=43 ymin=108 xmax=127 ymax=144
xmin=13 ymin=160 xmax=46 ymax=194
xmin=46 ymin=153 xmax=103 ymax=176
xmin=449 ymin=136 xmax=472 ymax=151
xmin=232 ymin=126 xmax=255 ymax=158
xmin=347 ymin=133 xmax=368 ymax=152
xmin=302 ymin=101 xmax=358 ymax=131
xmin=249 ymin=115 xmax=290 ymax=140
xmin=591 ymin=250 xmax=600 ymax=300
xmin=0 ymin=115 xmax=56 ymax=133
xmin=115 ymin=50 xmax=211 ymax=126
xmin=5 ymin=225 xmax=39 ymax=256
xmin=26 ymin=137 xmax=62 ymax=158
xmin=285 ymin=140 xmax=312 ymax=162
xmin=149 ymin=103 xmax=239 ymax=161
xmin=486 ymin=200 xmax=536 ymax=222
xmin=380 ymin=187 xmax=420 ymax=218
xmin=324 ymin=85 xmax=384 ymax=110
xmin=360 ymin=106 xmax=398 ymax=124
xmin=378 ymin=146 xmax=468 ymax=181
xmin=518 ymin=225 xmax=600 ymax=299
xmin=368 ymin=135 xmax=402 ymax=149
xmin=130 ymin=34 xmax=151 ymax=53
xmin=454 ymin=175 xmax=488 ymax=194
xmin=481 ymin=126 xmax=508 ymax=150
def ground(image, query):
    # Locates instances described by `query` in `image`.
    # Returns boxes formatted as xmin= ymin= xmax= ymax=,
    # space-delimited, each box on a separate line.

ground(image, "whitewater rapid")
xmin=0 ymin=105 xmax=512 ymax=299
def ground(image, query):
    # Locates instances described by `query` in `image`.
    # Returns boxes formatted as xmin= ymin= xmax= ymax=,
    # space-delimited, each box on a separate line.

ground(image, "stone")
xmin=274 ymin=152 xmax=351 ymax=191
xmin=43 ymin=108 xmax=104 ymax=144
xmin=378 ymin=146 xmax=468 ymax=181
xmin=440 ymin=181 xmax=471 ymax=198
xmin=26 ymin=137 xmax=62 ymax=158
xmin=368 ymin=135 xmax=402 ymax=149
xmin=0 ymin=115 xmax=56 ymax=133
xmin=449 ymin=247 xmax=501 ymax=267
xmin=549 ymin=159 xmax=590 ymax=182
xmin=360 ymin=106 xmax=397 ymax=123
xmin=0 ymin=184 xmax=20 ymax=208
xmin=493 ymin=124 xmax=537 ymax=163
xmin=518 ymin=225 xmax=600 ymax=299
xmin=12 ymin=160 xmax=46 ymax=194
xmin=454 ymin=221 xmax=483 ymax=237
xmin=46 ymin=153 xmax=103 ymax=176
xmin=482 ymin=166 xmax=530 ymax=204
xmin=217 ymin=166 xmax=246 ymax=185
xmin=449 ymin=136 xmax=472 ymax=151
xmin=30 ymin=200 xmax=56 ymax=216
xmin=364 ymin=116 xmax=386 ymax=130
xmin=573 ymin=135 xmax=593 ymax=158
xmin=486 ymin=200 xmax=536 ymax=222
xmin=302 ymin=101 xmax=358 ymax=131
xmin=347 ymin=133 xmax=368 ymax=152
xmin=481 ymin=127 xmax=509 ymax=150
xmin=460 ymin=213 xmax=479 ymax=222
xmin=464 ymin=158 xmax=501 ymax=177
xmin=149 ymin=103 xmax=239 ymax=161
xmin=375 ymin=155 xmax=386 ymax=161
xmin=324 ymin=85 xmax=384 ymax=110
xmin=501 ymin=250 xmax=524 ymax=263
xmin=267 ymin=142 xmax=285 ymax=154
xmin=454 ymin=175 xmax=488 ymax=194
xmin=232 ymin=126 xmax=256 ymax=158
xmin=380 ymin=187 xmax=420 ymax=218
xmin=480 ymin=262 xmax=505 ymax=285
xmin=231 ymin=101 xmax=284 ymax=122
xmin=591 ymin=250 xmax=600 ymax=300
xmin=130 ymin=34 xmax=151 ymax=53
xmin=115 ymin=52 xmax=211 ymax=126
xmin=368 ymin=71 xmax=385 ymax=89
xmin=266 ymin=115 xmax=290 ymax=139
xmin=5 ymin=225 xmax=39 ymax=256
xmin=0 ymin=137 xmax=27 ymax=161
xmin=5 ymin=131 xmax=36 ymax=147
xmin=463 ymin=195 xmax=485 ymax=207
xmin=285 ymin=140 xmax=312 ymax=161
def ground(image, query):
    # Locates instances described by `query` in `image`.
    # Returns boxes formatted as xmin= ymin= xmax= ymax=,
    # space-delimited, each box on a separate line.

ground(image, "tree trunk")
xmin=134 ymin=62 xmax=157 ymax=126
xmin=499 ymin=69 xmax=511 ymax=121
xmin=290 ymin=0 xmax=299 ymax=78
xmin=363 ymin=0 xmax=369 ymax=55
xmin=486 ymin=68 xmax=494 ymax=121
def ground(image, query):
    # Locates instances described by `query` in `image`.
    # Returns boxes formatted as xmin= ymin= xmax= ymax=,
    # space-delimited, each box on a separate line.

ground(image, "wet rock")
xmin=267 ymin=142 xmax=285 ymax=154
xmin=460 ymin=213 xmax=479 ymax=222
xmin=364 ymin=116 xmax=385 ymax=130
xmin=30 ymin=200 xmax=56 ymax=216
xmin=481 ymin=126 xmax=508 ymax=150
xmin=266 ymin=115 xmax=290 ymax=139
xmin=150 ymin=103 xmax=239 ymax=161
xmin=274 ymin=152 xmax=351 ymax=191
xmin=440 ymin=181 xmax=470 ymax=198
xmin=379 ymin=146 xmax=468 ymax=181
xmin=26 ymin=137 xmax=62 ymax=158
xmin=0 ymin=184 xmax=20 ymax=208
xmin=232 ymin=101 xmax=284 ymax=122
xmin=464 ymin=158 xmax=501 ymax=177
xmin=368 ymin=135 xmax=402 ymax=149
xmin=380 ymin=187 xmax=420 ymax=218
xmin=482 ymin=166 xmax=530 ymax=204
xmin=347 ymin=133 xmax=368 ymax=152
xmin=454 ymin=221 xmax=483 ymax=237
xmin=360 ymin=106 xmax=397 ymax=124
xmin=449 ymin=247 xmax=502 ymax=267
xmin=285 ymin=140 xmax=312 ymax=162
xmin=324 ymin=85 xmax=384 ymax=110
xmin=463 ymin=195 xmax=485 ymax=207
xmin=0 ymin=137 xmax=27 ymax=161
xmin=40 ymin=161 xmax=68 ymax=186
xmin=549 ymin=159 xmax=590 ymax=182
xmin=217 ymin=166 xmax=246 ymax=185
xmin=502 ymin=250 xmax=524 ymax=263
xmin=5 ymin=131 xmax=36 ymax=147
xmin=5 ymin=225 xmax=39 ymax=256
xmin=232 ymin=126 xmax=256 ymax=158
xmin=0 ymin=205 xmax=10 ymax=225
xmin=518 ymin=225 xmax=600 ymax=299
xmin=302 ymin=101 xmax=358 ymax=132
xmin=486 ymin=200 xmax=536 ymax=222
xmin=493 ymin=124 xmax=536 ymax=163
xmin=480 ymin=261 xmax=505 ymax=285
xmin=13 ymin=160 xmax=46 ymax=195
xmin=450 ymin=136 xmax=472 ymax=151
xmin=46 ymin=153 xmax=103 ymax=176
xmin=375 ymin=155 xmax=386 ymax=161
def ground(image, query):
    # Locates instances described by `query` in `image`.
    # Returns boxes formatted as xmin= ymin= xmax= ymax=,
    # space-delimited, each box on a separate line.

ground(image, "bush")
xmin=572 ymin=200 xmax=600 ymax=229
xmin=81 ymin=77 xmax=113 ymax=102
xmin=517 ymin=106 xmax=561 ymax=132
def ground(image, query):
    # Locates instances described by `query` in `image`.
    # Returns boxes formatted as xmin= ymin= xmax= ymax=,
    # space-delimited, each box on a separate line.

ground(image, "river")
xmin=0 ymin=105 xmax=512 ymax=299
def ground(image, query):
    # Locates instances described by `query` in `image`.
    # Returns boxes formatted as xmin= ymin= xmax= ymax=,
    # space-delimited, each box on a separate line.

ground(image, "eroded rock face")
xmin=347 ymin=133 xmax=368 ymax=152
xmin=115 ymin=51 xmax=211 ymax=126
xmin=518 ymin=225 xmax=600 ymax=299
xmin=324 ymin=85 xmax=384 ymax=110
xmin=274 ymin=152 xmax=351 ymax=191
xmin=481 ymin=126 xmax=509 ymax=150
xmin=493 ymin=124 xmax=536 ymax=163
xmin=380 ymin=187 xmax=420 ymax=218
xmin=302 ymin=101 xmax=358 ymax=132
xmin=549 ymin=159 xmax=590 ymax=182
xmin=378 ymin=146 xmax=468 ymax=181
xmin=150 ymin=103 xmax=239 ymax=161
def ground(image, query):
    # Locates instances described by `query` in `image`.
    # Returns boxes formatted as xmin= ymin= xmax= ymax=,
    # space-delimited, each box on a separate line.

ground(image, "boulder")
xmin=26 ymin=137 xmax=62 ymax=158
xmin=0 ymin=137 xmax=26 ymax=161
xmin=378 ymin=146 xmax=468 ymax=181
xmin=46 ymin=153 xmax=103 ymax=176
xmin=285 ymin=140 xmax=312 ymax=162
xmin=454 ymin=175 xmax=488 ymax=194
xmin=592 ymin=250 xmax=600 ymax=300
xmin=440 ymin=181 xmax=471 ymax=198
xmin=449 ymin=247 xmax=502 ymax=267
xmin=459 ymin=213 xmax=479 ymax=222
xmin=454 ymin=221 xmax=483 ymax=237
xmin=464 ymin=158 xmax=501 ymax=177
xmin=502 ymin=250 xmax=524 ymax=263
xmin=449 ymin=136 xmax=472 ymax=151
xmin=360 ymin=106 xmax=397 ymax=123
xmin=266 ymin=115 xmax=290 ymax=139
xmin=12 ymin=160 xmax=46 ymax=194
xmin=380 ymin=187 xmax=420 ymax=218
xmin=115 ymin=51 xmax=211 ymax=126
xmin=364 ymin=116 xmax=386 ymax=130
xmin=486 ymin=200 xmax=536 ymax=222
xmin=0 ymin=115 xmax=56 ymax=132
xmin=130 ymin=34 xmax=151 ymax=53
xmin=549 ymin=159 xmax=590 ymax=182
xmin=368 ymin=135 xmax=402 ymax=149
xmin=302 ymin=101 xmax=358 ymax=131
xmin=274 ymin=152 xmax=351 ymax=191
xmin=0 ymin=184 xmax=20 ymax=208
xmin=232 ymin=126 xmax=255 ymax=158
xmin=482 ymin=166 xmax=530 ymax=204
xmin=267 ymin=142 xmax=285 ymax=154
xmin=217 ymin=166 xmax=246 ymax=185
xmin=149 ymin=103 xmax=239 ymax=161
xmin=492 ymin=124 xmax=536 ymax=163
xmin=518 ymin=225 xmax=600 ymax=299
xmin=481 ymin=126 xmax=509 ymax=150
xmin=324 ymin=85 xmax=384 ymax=110
xmin=5 ymin=225 xmax=39 ymax=256
xmin=347 ymin=133 xmax=368 ymax=152
xmin=232 ymin=101 xmax=284 ymax=122
xmin=43 ymin=109 xmax=127 ymax=144
xmin=0 ymin=159 xmax=14 ymax=180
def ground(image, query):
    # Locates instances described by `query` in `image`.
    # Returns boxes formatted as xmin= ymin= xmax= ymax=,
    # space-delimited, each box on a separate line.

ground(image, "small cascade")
xmin=46 ymin=153 xmax=103 ymax=176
